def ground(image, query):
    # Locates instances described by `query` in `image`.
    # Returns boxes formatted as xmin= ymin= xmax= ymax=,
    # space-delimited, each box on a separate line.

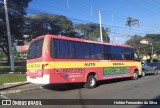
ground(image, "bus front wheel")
xmin=132 ymin=71 xmax=138 ymax=80
xmin=84 ymin=75 xmax=97 ymax=89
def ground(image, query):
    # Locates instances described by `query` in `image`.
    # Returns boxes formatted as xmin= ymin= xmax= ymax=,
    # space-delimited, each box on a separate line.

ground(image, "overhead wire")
xmin=1 ymin=0 xmax=159 ymax=38
xmin=27 ymin=8 xmax=154 ymax=38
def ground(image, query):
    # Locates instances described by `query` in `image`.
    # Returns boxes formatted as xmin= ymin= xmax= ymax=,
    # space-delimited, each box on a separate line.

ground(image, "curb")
xmin=0 ymin=81 xmax=30 ymax=91
xmin=0 ymin=86 xmax=43 ymax=95
xmin=3 ymin=81 xmax=28 ymax=86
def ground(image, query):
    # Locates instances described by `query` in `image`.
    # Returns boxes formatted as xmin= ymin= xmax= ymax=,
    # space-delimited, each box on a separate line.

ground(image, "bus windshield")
xmin=133 ymin=49 xmax=140 ymax=61
xmin=27 ymin=39 xmax=44 ymax=59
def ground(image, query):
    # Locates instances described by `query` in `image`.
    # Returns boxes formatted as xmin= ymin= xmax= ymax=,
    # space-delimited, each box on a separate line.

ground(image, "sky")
xmin=28 ymin=0 xmax=160 ymax=44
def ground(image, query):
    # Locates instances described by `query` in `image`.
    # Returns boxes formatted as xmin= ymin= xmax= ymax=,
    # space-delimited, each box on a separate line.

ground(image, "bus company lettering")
xmin=62 ymin=68 xmax=85 ymax=73
xmin=28 ymin=64 xmax=34 ymax=68
xmin=35 ymin=64 xmax=40 ymax=68
xmin=55 ymin=68 xmax=85 ymax=73
xmin=84 ymin=63 xmax=96 ymax=66
xmin=113 ymin=63 xmax=124 ymax=66
xmin=28 ymin=64 xmax=40 ymax=68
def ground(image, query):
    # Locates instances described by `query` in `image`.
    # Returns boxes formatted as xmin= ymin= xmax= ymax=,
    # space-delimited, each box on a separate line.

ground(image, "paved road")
xmin=1 ymin=74 xmax=160 ymax=108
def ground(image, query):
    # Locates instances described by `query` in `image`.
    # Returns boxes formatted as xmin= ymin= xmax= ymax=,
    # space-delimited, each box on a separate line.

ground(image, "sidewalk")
xmin=0 ymin=81 xmax=44 ymax=95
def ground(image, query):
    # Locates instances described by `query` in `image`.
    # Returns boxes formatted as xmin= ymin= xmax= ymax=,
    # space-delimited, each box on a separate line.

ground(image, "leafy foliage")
xmin=126 ymin=35 xmax=142 ymax=48
xmin=126 ymin=17 xmax=139 ymax=28
xmin=0 ymin=0 xmax=32 ymax=62
xmin=24 ymin=14 xmax=76 ymax=42
xmin=126 ymin=34 xmax=160 ymax=60
xmin=74 ymin=23 xmax=110 ymax=42
xmin=0 ymin=0 xmax=112 ymax=63
xmin=145 ymin=34 xmax=160 ymax=57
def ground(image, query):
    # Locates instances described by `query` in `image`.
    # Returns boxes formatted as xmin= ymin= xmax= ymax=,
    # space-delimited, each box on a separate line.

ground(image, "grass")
xmin=0 ymin=74 xmax=26 ymax=85
xmin=0 ymin=66 xmax=26 ymax=72
xmin=0 ymin=66 xmax=26 ymax=69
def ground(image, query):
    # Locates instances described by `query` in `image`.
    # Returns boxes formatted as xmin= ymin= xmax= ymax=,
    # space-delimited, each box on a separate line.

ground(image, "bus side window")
xmin=123 ymin=48 xmax=135 ymax=60
xmin=36 ymin=39 xmax=43 ymax=58
xmin=122 ymin=54 xmax=125 ymax=60
xmin=53 ymin=39 xmax=58 ymax=58
xmin=90 ymin=44 xmax=95 ymax=59
xmin=52 ymin=39 xmax=75 ymax=59
xmin=104 ymin=45 xmax=113 ymax=60
xmin=111 ymin=46 xmax=123 ymax=60
xmin=50 ymin=39 xmax=61 ymax=58
xmin=89 ymin=44 xmax=103 ymax=60
xmin=67 ymin=41 xmax=74 ymax=58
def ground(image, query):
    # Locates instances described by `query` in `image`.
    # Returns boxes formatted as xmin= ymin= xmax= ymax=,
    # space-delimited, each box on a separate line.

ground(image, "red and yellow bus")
xmin=27 ymin=34 xmax=142 ymax=88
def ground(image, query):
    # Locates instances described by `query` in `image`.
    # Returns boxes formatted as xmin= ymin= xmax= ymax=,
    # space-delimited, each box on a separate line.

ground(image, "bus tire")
xmin=84 ymin=75 xmax=97 ymax=89
xmin=132 ymin=71 xmax=138 ymax=80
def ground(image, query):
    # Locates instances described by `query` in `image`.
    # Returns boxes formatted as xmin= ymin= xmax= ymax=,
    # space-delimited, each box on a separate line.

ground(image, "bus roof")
xmin=32 ymin=34 xmax=133 ymax=48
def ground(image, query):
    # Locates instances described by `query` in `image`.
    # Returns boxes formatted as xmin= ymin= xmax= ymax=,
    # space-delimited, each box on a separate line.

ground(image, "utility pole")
xmin=112 ymin=13 xmax=114 ymax=43
xmin=97 ymin=9 xmax=103 ymax=42
xmin=150 ymin=42 xmax=154 ymax=63
xmin=112 ymin=37 xmax=114 ymax=44
xmin=112 ymin=30 xmax=116 ymax=44
xmin=4 ymin=0 xmax=15 ymax=71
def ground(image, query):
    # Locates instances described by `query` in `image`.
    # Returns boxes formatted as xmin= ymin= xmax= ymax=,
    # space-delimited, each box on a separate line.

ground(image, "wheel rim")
xmin=89 ymin=78 xmax=95 ymax=87
xmin=134 ymin=72 xmax=137 ymax=78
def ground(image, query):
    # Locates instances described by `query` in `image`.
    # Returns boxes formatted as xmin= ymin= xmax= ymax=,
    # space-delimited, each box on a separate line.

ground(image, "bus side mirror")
xmin=133 ymin=58 xmax=140 ymax=61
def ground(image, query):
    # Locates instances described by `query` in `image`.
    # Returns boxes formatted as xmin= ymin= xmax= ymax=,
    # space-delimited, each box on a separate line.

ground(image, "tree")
xmin=74 ymin=23 xmax=110 ymax=42
xmin=24 ymin=14 xmax=76 ymax=42
xmin=126 ymin=34 xmax=160 ymax=60
xmin=125 ymin=35 xmax=144 ymax=57
xmin=0 ymin=0 xmax=32 ymax=63
xmin=125 ymin=17 xmax=139 ymax=42
xmin=144 ymin=34 xmax=160 ymax=59
xmin=126 ymin=17 xmax=139 ymax=29
xmin=155 ymin=42 xmax=160 ymax=59
xmin=126 ymin=35 xmax=142 ymax=47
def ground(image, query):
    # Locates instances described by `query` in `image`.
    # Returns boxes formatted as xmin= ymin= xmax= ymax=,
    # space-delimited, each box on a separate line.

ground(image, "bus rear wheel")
xmin=84 ymin=75 xmax=97 ymax=89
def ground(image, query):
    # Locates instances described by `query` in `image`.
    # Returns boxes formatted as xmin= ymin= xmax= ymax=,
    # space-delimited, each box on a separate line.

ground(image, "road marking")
xmin=0 ymin=95 xmax=10 ymax=99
